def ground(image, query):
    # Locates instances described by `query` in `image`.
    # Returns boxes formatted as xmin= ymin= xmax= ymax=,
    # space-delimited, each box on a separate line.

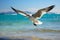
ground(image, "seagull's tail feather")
xmin=36 ymin=20 xmax=42 ymax=25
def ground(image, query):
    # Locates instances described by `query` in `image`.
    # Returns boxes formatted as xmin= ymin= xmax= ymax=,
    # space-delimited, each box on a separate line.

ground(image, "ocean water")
xmin=0 ymin=13 xmax=60 ymax=40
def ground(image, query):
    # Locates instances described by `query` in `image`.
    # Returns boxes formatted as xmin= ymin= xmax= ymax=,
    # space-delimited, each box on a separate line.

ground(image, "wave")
xmin=7 ymin=28 xmax=60 ymax=33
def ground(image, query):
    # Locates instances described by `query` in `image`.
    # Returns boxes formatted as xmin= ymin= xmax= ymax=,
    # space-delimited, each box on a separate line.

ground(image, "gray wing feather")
xmin=32 ymin=5 xmax=55 ymax=18
xmin=11 ymin=7 xmax=30 ymax=16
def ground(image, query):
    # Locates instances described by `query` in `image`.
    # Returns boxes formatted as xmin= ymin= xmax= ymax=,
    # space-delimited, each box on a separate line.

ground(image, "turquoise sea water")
xmin=0 ymin=13 xmax=60 ymax=40
xmin=0 ymin=13 xmax=60 ymax=30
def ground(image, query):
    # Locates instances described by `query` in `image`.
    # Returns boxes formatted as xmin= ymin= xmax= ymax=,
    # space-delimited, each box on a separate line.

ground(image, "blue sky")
xmin=0 ymin=0 xmax=60 ymax=13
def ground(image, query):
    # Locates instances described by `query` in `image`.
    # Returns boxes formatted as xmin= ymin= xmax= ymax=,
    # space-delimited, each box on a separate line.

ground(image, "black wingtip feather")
xmin=11 ymin=7 xmax=18 ymax=13
xmin=47 ymin=5 xmax=55 ymax=12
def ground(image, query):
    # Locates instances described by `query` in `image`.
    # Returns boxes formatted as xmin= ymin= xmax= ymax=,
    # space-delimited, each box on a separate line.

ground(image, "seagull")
xmin=11 ymin=5 xmax=55 ymax=26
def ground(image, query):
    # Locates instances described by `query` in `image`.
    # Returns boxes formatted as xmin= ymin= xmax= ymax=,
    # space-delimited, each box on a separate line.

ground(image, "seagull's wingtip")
xmin=11 ymin=7 xmax=19 ymax=14
xmin=50 ymin=5 xmax=55 ymax=8
xmin=11 ymin=7 xmax=14 ymax=10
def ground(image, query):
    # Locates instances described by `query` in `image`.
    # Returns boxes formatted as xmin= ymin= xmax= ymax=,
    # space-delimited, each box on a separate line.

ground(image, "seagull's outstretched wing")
xmin=32 ymin=5 xmax=55 ymax=19
xmin=11 ymin=7 xmax=30 ymax=16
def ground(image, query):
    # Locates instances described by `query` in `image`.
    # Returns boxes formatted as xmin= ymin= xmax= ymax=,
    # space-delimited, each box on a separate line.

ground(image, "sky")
xmin=0 ymin=0 xmax=60 ymax=13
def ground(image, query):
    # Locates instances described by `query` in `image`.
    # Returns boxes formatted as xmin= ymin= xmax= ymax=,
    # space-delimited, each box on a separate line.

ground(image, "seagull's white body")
xmin=29 ymin=16 xmax=42 ymax=25
xmin=11 ymin=5 xmax=55 ymax=26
